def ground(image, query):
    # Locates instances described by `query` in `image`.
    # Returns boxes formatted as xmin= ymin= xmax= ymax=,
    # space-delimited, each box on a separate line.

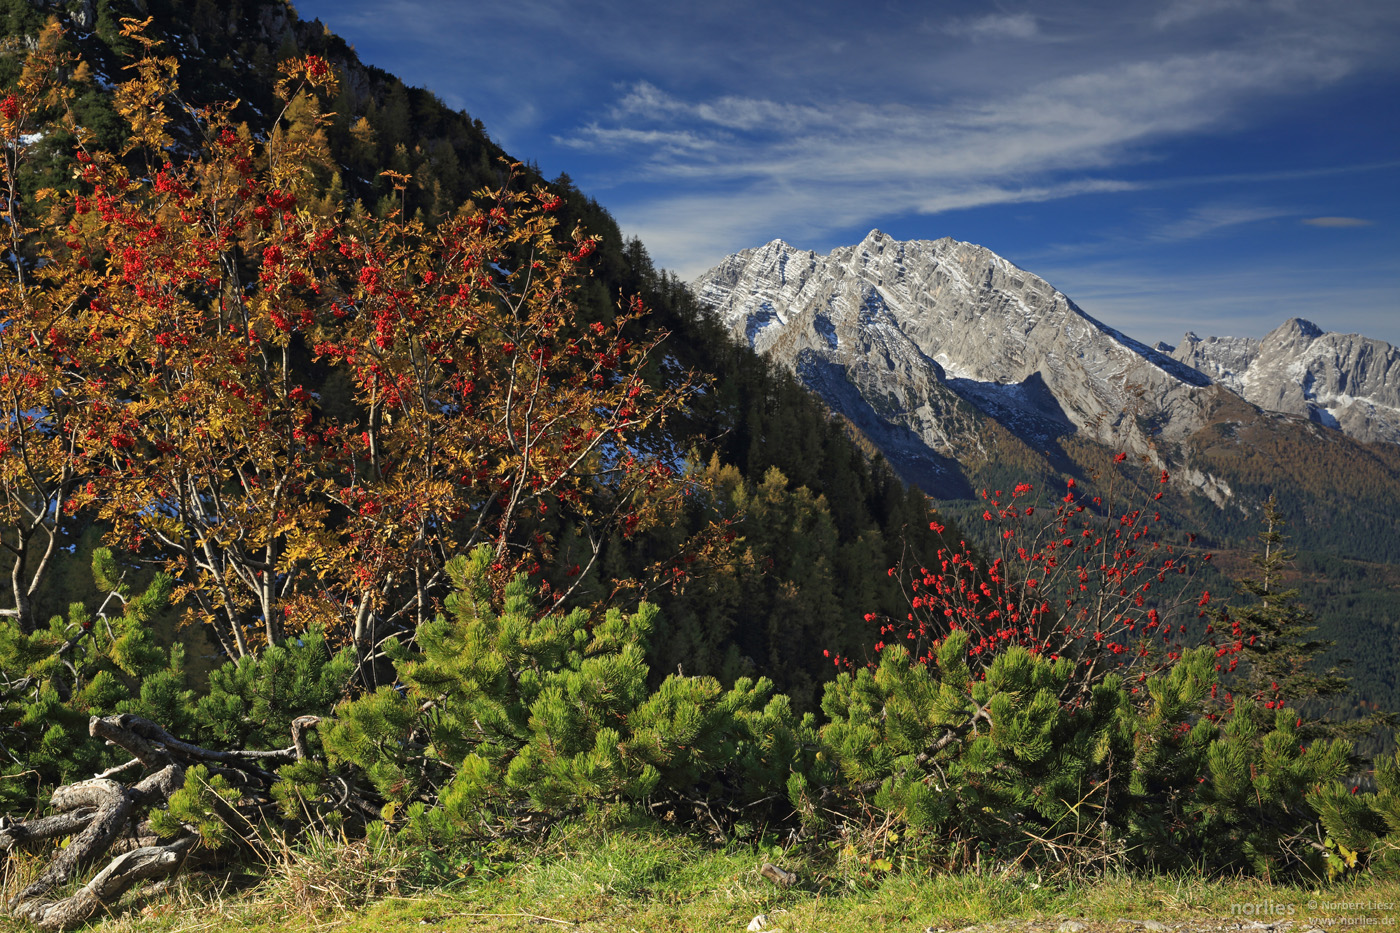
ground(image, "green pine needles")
xmin=818 ymin=628 xmax=1397 ymax=879
xmin=4 ymin=517 xmax=1399 ymax=906
xmin=315 ymin=546 xmax=815 ymax=842
xmin=147 ymin=515 xmax=1400 ymax=883
xmin=0 ymin=548 xmax=179 ymax=809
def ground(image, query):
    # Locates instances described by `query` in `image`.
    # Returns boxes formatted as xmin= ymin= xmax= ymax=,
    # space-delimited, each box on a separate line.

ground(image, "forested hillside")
xmin=1 ymin=0 xmax=945 ymax=708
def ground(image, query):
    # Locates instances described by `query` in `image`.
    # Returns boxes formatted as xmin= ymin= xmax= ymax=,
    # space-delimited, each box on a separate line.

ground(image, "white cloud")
xmin=573 ymin=39 xmax=1360 ymax=183
xmin=1150 ymin=205 xmax=1294 ymax=241
xmin=561 ymin=35 xmax=1364 ymax=273
xmin=910 ymin=179 xmax=1143 ymax=215
xmin=618 ymin=178 xmax=1141 ymax=281
xmin=944 ymin=12 xmax=1041 ymax=41
xmin=1302 ymin=216 xmax=1375 ymax=227
xmin=612 ymin=82 xmax=689 ymax=121
xmin=1152 ymin=0 xmax=1253 ymax=29
xmin=558 ymin=124 xmax=721 ymax=156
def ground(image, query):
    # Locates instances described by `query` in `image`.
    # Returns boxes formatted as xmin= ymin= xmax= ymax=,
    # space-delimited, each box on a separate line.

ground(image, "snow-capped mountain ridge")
xmin=1162 ymin=319 xmax=1400 ymax=444
xmin=693 ymin=232 xmax=1400 ymax=500
xmin=694 ymin=231 xmax=1232 ymax=490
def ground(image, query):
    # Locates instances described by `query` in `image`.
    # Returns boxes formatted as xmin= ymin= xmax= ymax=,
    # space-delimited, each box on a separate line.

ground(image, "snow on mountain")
xmin=693 ymin=231 xmax=1235 ymax=497
xmin=1162 ymin=319 xmax=1400 ymax=445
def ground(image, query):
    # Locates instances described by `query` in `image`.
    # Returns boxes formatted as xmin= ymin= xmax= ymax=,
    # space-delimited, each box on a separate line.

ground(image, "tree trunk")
xmin=2 ymin=714 xmax=320 ymax=931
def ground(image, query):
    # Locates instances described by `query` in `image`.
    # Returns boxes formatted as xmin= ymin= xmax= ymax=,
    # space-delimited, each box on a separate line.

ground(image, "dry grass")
xmin=259 ymin=827 xmax=409 ymax=921
xmin=1 ymin=821 xmax=1397 ymax=933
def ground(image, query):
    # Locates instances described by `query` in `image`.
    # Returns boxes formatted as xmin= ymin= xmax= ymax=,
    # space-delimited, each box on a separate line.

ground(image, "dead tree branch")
xmin=2 ymin=713 xmax=325 ymax=932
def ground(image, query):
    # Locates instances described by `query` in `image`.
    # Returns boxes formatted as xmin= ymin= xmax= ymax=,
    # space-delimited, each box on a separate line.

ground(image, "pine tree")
xmin=194 ymin=629 xmax=355 ymax=751
xmin=1191 ymin=700 xmax=1353 ymax=879
xmin=1222 ymin=496 xmax=1354 ymax=737
xmin=311 ymin=546 xmax=812 ymax=839
xmin=0 ymin=548 xmax=177 ymax=810
xmin=819 ymin=633 xmax=1137 ymax=864
xmin=1308 ymin=743 xmax=1400 ymax=876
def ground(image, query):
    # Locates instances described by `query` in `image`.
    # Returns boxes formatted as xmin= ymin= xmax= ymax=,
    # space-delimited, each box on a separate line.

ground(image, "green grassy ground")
xmin=7 ymin=822 xmax=1395 ymax=933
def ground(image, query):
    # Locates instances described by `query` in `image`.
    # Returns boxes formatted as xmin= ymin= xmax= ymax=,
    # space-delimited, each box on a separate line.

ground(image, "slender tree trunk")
xmin=9 ymin=530 xmax=32 ymax=634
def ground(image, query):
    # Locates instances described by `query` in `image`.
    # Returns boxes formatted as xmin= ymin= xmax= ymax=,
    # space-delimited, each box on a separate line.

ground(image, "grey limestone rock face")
xmin=1165 ymin=318 xmax=1400 ymax=444
xmin=1164 ymin=332 xmax=1261 ymax=396
xmin=693 ymin=232 xmax=1400 ymax=501
xmin=692 ymin=231 xmax=1226 ymax=494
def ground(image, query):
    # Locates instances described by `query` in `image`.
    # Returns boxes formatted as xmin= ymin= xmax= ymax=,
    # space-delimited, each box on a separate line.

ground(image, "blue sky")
xmin=290 ymin=0 xmax=1400 ymax=347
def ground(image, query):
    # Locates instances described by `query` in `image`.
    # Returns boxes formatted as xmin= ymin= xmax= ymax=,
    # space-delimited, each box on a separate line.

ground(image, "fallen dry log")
xmin=2 ymin=713 xmax=320 ymax=932
xmin=0 ymin=808 xmax=99 ymax=854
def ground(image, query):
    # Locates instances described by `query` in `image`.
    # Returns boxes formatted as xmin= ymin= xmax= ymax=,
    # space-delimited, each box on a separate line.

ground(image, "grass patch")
xmin=2 ymin=821 xmax=1396 ymax=933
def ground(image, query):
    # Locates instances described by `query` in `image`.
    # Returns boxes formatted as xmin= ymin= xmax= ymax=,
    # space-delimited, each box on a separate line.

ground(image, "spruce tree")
xmin=1222 ymin=496 xmax=1354 ymax=738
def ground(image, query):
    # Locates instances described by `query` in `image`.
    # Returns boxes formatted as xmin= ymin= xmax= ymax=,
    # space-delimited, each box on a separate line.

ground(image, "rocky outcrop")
xmin=1157 ymin=333 xmax=1259 ymax=396
xmin=695 ymin=232 xmax=1400 ymax=503
xmin=1163 ymin=319 xmax=1400 ymax=445
xmin=693 ymin=231 xmax=1230 ymax=496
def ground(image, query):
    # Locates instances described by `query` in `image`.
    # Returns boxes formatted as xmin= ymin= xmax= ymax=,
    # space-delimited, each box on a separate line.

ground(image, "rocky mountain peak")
xmin=1288 ymin=317 xmax=1325 ymax=339
xmin=692 ymin=232 xmax=1237 ymax=501
xmin=1165 ymin=331 xmax=1260 ymax=395
xmin=1262 ymin=317 xmax=1325 ymax=353
xmin=694 ymin=232 xmax=1400 ymax=504
xmin=1166 ymin=318 xmax=1400 ymax=444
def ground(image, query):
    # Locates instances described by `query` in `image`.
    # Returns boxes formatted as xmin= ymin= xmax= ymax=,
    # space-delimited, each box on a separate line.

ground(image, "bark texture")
xmin=3 ymin=714 xmax=316 ymax=932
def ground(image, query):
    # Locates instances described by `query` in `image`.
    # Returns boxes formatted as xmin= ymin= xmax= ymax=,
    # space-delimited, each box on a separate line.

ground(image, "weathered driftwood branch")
xmin=0 ymin=808 xmax=98 ymax=853
xmin=89 ymin=714 xmax=302 ymax=774
xmin=3 ymin=713 xmax=323 ymax=932
xmin=290 ymin=715 xmax=321 ymax=761
xmin=11 ymin=837 xmax=197 ymax=932
xmin=10 ymin=765 xmax=184 ymax=921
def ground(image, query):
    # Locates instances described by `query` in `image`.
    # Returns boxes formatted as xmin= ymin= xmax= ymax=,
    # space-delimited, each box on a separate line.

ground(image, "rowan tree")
xmin=3 ymin=20 xmax=698 ymax=673
xmin=49 ymin=31 xmax=345 ymax=660
xmin=0 ymin=22 xmax=97 ymax=634
xmin=297 ymin=168 xmax=697 ymax=680
xmin=865 ymin=456 xmax=1219 ymax=702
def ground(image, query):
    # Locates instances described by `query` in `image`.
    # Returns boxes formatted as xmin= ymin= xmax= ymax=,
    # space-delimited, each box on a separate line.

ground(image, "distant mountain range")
xmin=693 ymin=231 xmax=1400 ymax=512
xmin=1161 ymin=320 xmax=1400 ymax=445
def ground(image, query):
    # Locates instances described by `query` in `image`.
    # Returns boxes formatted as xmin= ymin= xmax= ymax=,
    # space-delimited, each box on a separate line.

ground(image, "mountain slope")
xmin=694 ymin=230 xmax=1236 ymax=501
xmin=3 ymin=0 xmax=956 ymax=705
xmin=693 ymin=232 xmax=1400 ymax=559
xmin=1163 ymin=318 xmax=1400 ymax=444
xmin=693 ymin=231 xmax=1400 ymax=727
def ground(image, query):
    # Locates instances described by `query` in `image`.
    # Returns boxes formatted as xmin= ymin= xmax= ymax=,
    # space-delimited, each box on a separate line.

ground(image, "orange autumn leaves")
xmin=0 ymin=20 xmax=695 ymax=663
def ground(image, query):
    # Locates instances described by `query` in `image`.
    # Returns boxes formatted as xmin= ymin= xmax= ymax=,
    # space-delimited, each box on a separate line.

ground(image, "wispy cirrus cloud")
xmin=554 ymin=35 xmax=1370 ymax=275
xmin=1152 ymin=0 xmax=1255 ymax=29
xmin=293 ymin=0 xmax=1400 ymax=343
xmin=568 ymin=43 xmax=1354 ymax=175
xmin=1150 ymin=205 xmax=1294 ymax=242
xmin=624 ymin=178 xmax=1146 ymax=279
xmin=1302 ymin=216 xmax=1375 ymax=227
xmin=943 ymin=12 xmax=1041 ymax=41
xmin=563 ymin=124 xmax=722 ymax=157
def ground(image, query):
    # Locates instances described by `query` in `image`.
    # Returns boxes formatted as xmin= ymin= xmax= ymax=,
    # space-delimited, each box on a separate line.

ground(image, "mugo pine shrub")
xmin=820 ymin=461 xmax=1400 ymax=879
xmin=0 ymin=548 xmax=183 ymax=812
xmin=303 ymin=545 xmax=815 ymax=842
